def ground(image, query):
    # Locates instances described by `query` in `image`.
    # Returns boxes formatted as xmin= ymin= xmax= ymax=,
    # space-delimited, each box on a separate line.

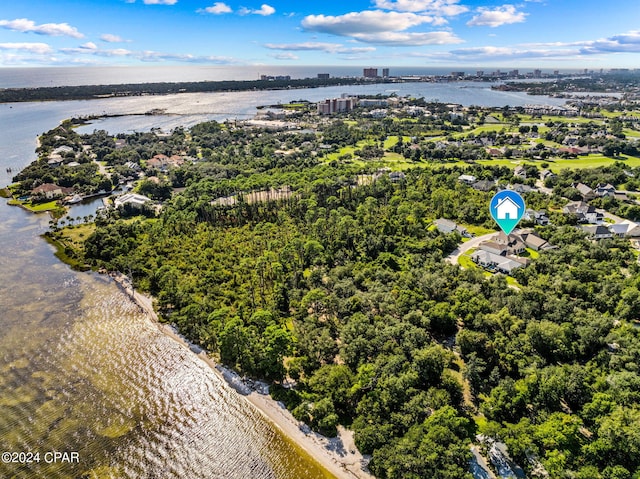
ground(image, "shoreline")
xmin=109 ymin=271 xmax=374 ymax=479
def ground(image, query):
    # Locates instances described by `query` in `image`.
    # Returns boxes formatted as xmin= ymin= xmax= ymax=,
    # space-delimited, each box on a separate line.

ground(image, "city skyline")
xmin=0 ymin=0 xmax=639 ymax=68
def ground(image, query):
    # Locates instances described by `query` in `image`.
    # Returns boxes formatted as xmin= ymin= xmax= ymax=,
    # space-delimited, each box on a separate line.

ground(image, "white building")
xmin=114 ymin=193 xmax=151 ymax=209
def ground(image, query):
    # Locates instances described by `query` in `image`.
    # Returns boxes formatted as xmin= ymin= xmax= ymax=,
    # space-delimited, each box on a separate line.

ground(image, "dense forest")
xmin=23 ymin=105 xmax=640 ymax=478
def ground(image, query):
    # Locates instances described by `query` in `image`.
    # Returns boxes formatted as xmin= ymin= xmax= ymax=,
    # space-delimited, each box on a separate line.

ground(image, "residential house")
xmin=595 ymin=183 xmax=616 ymax=197
xmin=524 ymin=209 xmax=550 ymax=226
xmin=471 ymin=250 xmax=527 ymax=274
xmin=472 ymin=180 xmax=496 ymax=192
xmin=581 ymin=224 xmax=613 ymax=240
xmin=495 ymin=232 xmax=526 ymax=255
xmin=511 ymin=183 xmax=535 ymax=194
xmin=114 ymin=193 xmax=152 ymax=209
xmin=388 ymin=171 xmax=406 ymax=183
xmin=458 ymin=174 xmax=477 ymax=185
xmin=574 ymin=183 xmax=596 ymax=200
xmin=146 ymin=154 xmax=184 ymax=171
xmin=540 ymin=170 xmax=556 ymax=182
xmin=478 ymin=241 xmax=508 ymax=256
xmin=617 ymin=220 xmax=640 ymax=238
xmin=31 ymin=183 xmax=73 ymax=200
xmin=47 ymin=157 xmax=64 ymax=167
xmin=563 ymin=201 xmax=603 ymax=224
xmin=608 ymin=223 xmax=629 ymax=237
xmin=434 ymin=218 xmax=468 ymax=236
xmin=514 ymin=165 xmax=527 ymax=178
xmin=515 ymin=230 xmax=554 ymax=251
xmin=52 ymin=145 xmax=75 ymax=156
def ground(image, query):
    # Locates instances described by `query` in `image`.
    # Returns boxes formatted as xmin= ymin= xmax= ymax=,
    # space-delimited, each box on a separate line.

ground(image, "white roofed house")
xmin=471 ymin=249 xmax=527 ymax=274
xmin=114 ymin=193 xmax=152 ymax=209
xmin=458 ymin=174 xmax=477 ymax=185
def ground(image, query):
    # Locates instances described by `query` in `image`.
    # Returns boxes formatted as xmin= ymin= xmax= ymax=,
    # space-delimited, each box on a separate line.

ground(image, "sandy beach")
xmin=110 ymin=271 xmax=374 ymax=479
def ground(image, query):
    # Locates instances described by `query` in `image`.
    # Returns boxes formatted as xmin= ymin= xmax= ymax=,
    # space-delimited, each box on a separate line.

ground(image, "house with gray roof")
xmin=434 ymin=218 xmax=468 ymax=236
xmin=581 ymin=224 xmax=613 ymax=240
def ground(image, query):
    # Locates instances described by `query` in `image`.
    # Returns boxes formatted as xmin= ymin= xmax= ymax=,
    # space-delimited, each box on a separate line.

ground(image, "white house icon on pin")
xmin=495 ymin=196 xmax=520 ymax=220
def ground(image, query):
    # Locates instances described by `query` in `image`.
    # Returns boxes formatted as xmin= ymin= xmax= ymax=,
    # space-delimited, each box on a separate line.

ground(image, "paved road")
xmin=596 ymin=208 xmax=626 ymax=224
xmin=446 ymin=232 xmax=497 ymax=265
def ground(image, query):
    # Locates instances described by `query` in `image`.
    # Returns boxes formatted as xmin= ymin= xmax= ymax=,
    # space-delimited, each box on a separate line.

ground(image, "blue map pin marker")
xmin=490 ymin=190 xmax=526 ymax=235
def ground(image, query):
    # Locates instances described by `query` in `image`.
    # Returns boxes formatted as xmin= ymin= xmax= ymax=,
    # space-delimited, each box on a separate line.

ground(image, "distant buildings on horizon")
xmin=259 ymin=67 xmax=637 ymax=83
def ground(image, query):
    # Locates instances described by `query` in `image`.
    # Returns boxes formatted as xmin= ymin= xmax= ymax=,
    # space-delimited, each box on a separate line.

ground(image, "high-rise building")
xmin=317 ymin=73 xmax=330 ymax=79
xmin=317 ymin=97 xmax=357 ymax=114
xmin=363 ymin=68 xmax=378 ymax=78
xmin=382 ymin=68 xmax=390 ymax=78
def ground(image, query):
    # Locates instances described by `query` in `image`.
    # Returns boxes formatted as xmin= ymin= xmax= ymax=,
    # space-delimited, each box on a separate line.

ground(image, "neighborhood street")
xmin=446 ymin=232 xmax=497 ymax=265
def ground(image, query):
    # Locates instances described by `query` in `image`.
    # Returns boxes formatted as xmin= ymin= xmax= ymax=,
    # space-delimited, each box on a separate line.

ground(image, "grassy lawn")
xmin=458 ymin=251 xmax=479 ymax=270
xmin=383 ymin=135 xmax=411 ymax=149
xmin=58 ymin=223 xmax=96 ymax=250
xmin=624 ymin=129 xmax=640 ymax=138
xmin=506 ymin=275 xmax=522 ymax=288
xmin=9 ymin=199 xmax=61 ymax=212
xmin=462 ymin=224 xmax=497 ymax=236
xmin=522 ymin=248 xmax=540 ymax=259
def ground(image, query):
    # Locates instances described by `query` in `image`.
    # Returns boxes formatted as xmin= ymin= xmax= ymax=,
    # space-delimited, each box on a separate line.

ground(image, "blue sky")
xmin=0 ymin=0 xmax=639 ymax=69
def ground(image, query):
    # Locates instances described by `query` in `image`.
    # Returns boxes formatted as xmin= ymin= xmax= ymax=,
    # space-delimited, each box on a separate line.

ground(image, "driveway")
xmin=446 ymin=232 xmax=497 ymax=265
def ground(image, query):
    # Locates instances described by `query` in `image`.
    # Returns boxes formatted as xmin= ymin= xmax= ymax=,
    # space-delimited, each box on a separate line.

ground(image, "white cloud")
xmin=300 ymin=10 xmax=463 ymax=46
xmin=264 ymin=42 xmax=376 ymax=54
xmin=239 ymin=4 xmax=275 ymax=16
xmin=100 ymin=34 xmax=127 ymax=43
xmin=467 ymin=5 xmax=527 ymax=27
xmin=580 ymin=31 xmax=640 ymax=54
xmin=373 ymin=0 xmax=467 ymax=16
xmin=352 ymin=30 xmax=463 ymax=45
xmin=199 ymin=2 xmax=233 ymax=14
xmin=270 ymin=52 xmax=299 ymax=60
xmin=302 ymin=11 xmax=433 ymax=36
xmin=0 ymin=18 xmax=84 ymax=38
xmin=56 ymin=44 xmax=240 ymax=64
xmin=143 ymin=0 xmax=178 ymax=4
xmin=0 ymin=42 xmax=53 ymax=54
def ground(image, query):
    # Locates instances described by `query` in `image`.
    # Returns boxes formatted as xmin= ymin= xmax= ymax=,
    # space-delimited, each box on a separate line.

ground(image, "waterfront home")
xmin=114 ymin=193 xmax=152 ymax=209
xmin=31 ymin=183 xmax=73 ymax=200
